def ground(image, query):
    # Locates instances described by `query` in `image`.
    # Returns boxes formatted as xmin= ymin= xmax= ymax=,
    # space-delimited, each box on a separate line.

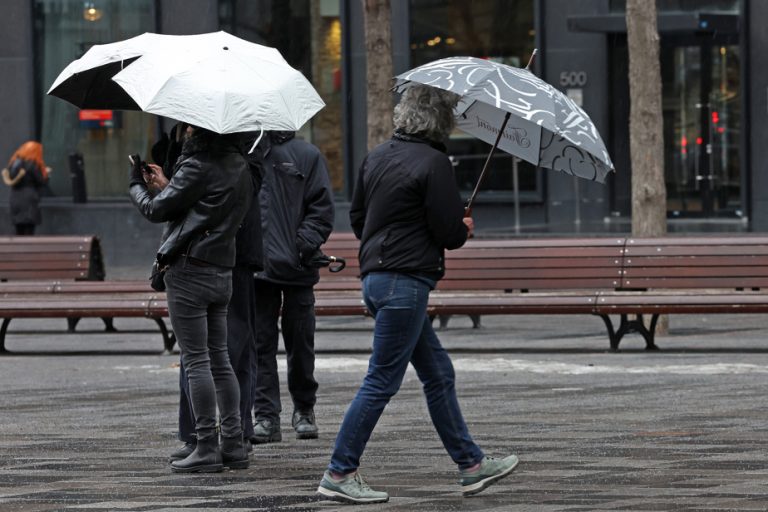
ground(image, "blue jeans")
xmin=328 ymin=272 xmax=484 ymax=473
xmin=165 ymin=260 xmax=241 ymax=441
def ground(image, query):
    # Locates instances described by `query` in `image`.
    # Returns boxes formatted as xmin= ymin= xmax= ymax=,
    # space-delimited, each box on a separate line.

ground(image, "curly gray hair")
xmin=393 ymin=84 xmax=460 ymax=142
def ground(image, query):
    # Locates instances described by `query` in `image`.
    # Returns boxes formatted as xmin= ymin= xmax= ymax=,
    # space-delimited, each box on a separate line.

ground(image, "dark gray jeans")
xmin=165 ymin=260 xmax=241 ymax=441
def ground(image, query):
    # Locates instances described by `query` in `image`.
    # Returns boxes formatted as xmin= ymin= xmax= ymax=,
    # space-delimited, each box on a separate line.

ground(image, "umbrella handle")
xmin=328 ymin=256 xmax=346 ymax=273
xmin=464 ymin=111 xmax=512 ymax=214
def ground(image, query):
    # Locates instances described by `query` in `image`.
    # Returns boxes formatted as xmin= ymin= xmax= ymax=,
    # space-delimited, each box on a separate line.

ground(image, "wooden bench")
xmin=318 ymin=234 xmax=768 ymax=351
xmin=0 ymin=236 xmax=174 ymax=353
xmin=0 ymin=235 xmax=105 ymax=281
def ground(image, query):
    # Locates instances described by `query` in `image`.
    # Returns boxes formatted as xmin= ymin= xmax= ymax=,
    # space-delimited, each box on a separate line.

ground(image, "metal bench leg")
xmin=0 ymin=318 xmax=10 ymax=353
xmin=154 ymin=318 xmax=176 ymax=354
xmin=101 ymin=317 xmax=117 ymax=332
xmin=470 ymin=315 xmax=481 ymax=328
xmin=645 ymin=314 xmax=660 ymax=350
xmin=597 ymin=314 xmax=621 ymax=351
xmin=605 ymin=314 xmax=659 ymax=351
xmin=439 ymin=314 xmax=451 ymax=329
xmin=67 ymin=317 xmax=81 ymax=332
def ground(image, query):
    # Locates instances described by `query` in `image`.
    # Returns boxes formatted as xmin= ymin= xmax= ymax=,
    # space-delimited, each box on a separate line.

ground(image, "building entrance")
xmin=661 ymin=35 xmax=741 ymax=217
xmin=610 ymin=31 xmax=742 ymax=219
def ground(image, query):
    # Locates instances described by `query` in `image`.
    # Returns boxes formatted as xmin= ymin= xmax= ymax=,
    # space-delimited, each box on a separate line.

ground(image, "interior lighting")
xmin=83 ymin=2 xmax=103 ymax=22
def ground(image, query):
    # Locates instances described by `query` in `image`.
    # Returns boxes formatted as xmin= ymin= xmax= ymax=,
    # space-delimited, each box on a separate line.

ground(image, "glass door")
xmin=662 ymin=37 xmax=741 ymax=217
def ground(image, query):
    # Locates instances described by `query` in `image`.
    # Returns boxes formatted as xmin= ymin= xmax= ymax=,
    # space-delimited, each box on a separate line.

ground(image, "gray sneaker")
xmin=317 ymin=470 xmax=389 ymax=504
xmin=250 ymin=418 xmax=282 ymax=444
xmin=460 ymin=455 xmax=519 ymax=496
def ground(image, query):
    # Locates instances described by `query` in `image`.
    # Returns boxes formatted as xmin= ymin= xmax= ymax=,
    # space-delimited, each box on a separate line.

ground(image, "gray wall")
xmin=541 ymin=0 xmax=612 ymax=230
xmin=0 ymin=1 xmax=35 ymax=206
xmin=747 ymin=0 xmax=768 ymax=231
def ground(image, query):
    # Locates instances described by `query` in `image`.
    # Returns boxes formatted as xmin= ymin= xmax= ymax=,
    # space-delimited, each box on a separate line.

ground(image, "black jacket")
xmin=254 ymin=131 xmax=334 ymax=286
xmin=130 ymin=130 xmax=252 ymax=268
xmin=7 ymin=158 xmax=47 ymax=226
xmin=349 ymin=132 xmax=468 ymax=281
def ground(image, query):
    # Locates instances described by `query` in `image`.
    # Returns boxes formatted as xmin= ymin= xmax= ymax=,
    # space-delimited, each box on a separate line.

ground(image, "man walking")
xmin=251 ymin=131 xmax=334 ymax=443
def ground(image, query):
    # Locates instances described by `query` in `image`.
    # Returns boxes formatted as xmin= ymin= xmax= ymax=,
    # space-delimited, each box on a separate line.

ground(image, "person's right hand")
xmin=463 ymin=216 xmax=474 ymax=238
xmin=144 ymin=163 xmax=169 ymax=191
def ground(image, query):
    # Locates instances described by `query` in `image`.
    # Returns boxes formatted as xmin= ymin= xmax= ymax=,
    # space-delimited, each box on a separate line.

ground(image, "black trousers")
xmin=252 ymin=279 xmax=318 ymax=422
xmin=178 ymin=265 xmax=257 ymax=442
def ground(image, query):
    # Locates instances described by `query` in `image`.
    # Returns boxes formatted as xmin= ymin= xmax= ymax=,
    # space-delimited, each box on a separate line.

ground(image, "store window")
xmin=219 ymin=0 xmax=344 ymax=196
xmin=409 ymin=0 xmax=537 ymax=203
xmin=609 ymin=0 xmax=740 ymax=12
xmin=34 ymin=0 xmax=156 ymax=199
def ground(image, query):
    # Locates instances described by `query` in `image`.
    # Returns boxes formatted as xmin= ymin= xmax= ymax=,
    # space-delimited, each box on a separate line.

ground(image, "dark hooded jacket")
xmin=254 ymin=131 xmax=334 ymax=287
xmin=129 ymin=130 xmax=252 ymax=268
xmin=349 ymin=131 xmax=468 ymax=281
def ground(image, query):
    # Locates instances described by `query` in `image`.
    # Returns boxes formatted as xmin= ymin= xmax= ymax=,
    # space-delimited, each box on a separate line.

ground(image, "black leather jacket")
xmin=130 ymin=131 xmax=252 ymax=268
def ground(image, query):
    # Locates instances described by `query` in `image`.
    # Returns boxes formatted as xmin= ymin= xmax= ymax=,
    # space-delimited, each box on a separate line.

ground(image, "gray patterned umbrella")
xmin=394 ymin=56 xmax=614 ymax=206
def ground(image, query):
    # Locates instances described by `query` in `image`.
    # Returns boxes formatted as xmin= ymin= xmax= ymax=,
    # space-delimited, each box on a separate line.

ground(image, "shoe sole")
xmin=170 ymin=463 xmax=223 ymax=474
xmin=295 ymin=431 xmax=319 ymax=440
xmin=462 ymin=459 xmax=520 ymax=497
xmin=223 ymin=459 xmax=250 ymax=470
xmin=316 ymin=486 xmax=389 ymax=504
xmin=250 ymin=432 xmax=282 ymax=444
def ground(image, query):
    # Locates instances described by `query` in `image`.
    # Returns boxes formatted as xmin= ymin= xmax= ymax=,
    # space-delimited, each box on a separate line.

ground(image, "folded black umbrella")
xmin=304 ymin=249 xmax=346 ymax=273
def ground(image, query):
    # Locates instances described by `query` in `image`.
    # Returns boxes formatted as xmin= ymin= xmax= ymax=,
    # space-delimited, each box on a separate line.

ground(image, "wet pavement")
xmin=1 ymin=310 xmax=768 ymax=511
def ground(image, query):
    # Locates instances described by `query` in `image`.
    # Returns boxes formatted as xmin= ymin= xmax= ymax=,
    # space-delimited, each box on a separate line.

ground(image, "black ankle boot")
xmin=170 ymin=436 xmax=222 ymax=473
xmin=221 ymin=432 xmax=249 ymax=469
xmin=168 ymin=440 xmax=196 ymax=462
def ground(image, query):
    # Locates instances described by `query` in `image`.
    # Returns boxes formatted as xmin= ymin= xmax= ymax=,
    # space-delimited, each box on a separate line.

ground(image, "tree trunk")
xmin=362 ymin=0 xmax=393 ymax=150
xmin=627 ymin=0 xmax=669 ymax=336
xmin=626 ymin=0 xmax=667 ymax=237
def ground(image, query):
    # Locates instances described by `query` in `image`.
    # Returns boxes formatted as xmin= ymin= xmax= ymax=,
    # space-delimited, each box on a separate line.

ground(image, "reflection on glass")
xmin=34 ymin=0 xmax=156 ymax=199
xmin=609 ymin=0 xmax=740 ymax=12
xmin=409 ymin=0 xmax=537 ymax=201
xmin=219 ymin=0 xmax=344 ymax=196
xmin=663 ymin=43 xmax=740 ymax=217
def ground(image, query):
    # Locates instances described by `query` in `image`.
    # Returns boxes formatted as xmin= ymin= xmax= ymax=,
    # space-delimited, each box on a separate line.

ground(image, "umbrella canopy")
xmin=393 ymin=56 xmax=614 ymax=184
xmin=49 ymin=32 xmax=198 ymax=110
xmin=48 ymin=31 xmax=325 ymax=134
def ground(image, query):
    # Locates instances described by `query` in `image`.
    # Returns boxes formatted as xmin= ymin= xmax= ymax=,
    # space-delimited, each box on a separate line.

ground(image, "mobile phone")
xmin=129 ymin=153 xmax=150 ymax=173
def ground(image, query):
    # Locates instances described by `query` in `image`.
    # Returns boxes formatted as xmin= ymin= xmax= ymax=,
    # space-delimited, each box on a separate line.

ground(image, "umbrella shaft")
xmin=465 ymin=111 xmax=512 ymax=215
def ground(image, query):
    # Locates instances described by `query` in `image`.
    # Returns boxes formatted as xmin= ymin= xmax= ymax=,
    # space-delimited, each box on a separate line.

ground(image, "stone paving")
xmin=1 ymin=312 xmax=768 ymax=511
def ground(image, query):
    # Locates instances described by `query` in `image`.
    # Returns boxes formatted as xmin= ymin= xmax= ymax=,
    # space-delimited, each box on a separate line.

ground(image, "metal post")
xmin=573 ymin=177 xmax=581 ymax=231
xmin=513 ymin=157 xmax=520 ymax=233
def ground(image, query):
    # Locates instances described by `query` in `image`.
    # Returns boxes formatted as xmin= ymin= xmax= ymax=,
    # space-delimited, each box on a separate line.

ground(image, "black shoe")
xmin=168 ymin=441 xmax=196 ymax=463
xmin=221 ymin=433 xmax=249 ymax=470
xmin=251 ymin=418 xmax=282 ymax=444
xmin=170 ymin=436 xmax=223 ymax=473
xmin=292 ymin=409 xmax=319 ymax=440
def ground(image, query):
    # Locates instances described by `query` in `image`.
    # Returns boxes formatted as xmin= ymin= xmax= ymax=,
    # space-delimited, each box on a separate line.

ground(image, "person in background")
xmin=2 ymin=141 xmax=51 ymax=235
xmin=250 ymin=131 xmax=334 ymax=444
xmin=130 ymin=125 xmax=252 ymax=473
xmin=316 ymin=85 xmax=518 ymax=504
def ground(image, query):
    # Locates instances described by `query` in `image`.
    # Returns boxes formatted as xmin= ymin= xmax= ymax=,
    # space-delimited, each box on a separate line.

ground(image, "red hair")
xmin=9 ymin=141 xmax=48 ymax=179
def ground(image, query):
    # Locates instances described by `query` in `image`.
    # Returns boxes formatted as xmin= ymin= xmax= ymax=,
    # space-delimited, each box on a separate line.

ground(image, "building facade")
xmin=0 ymin=0 xmax=766 ymax=268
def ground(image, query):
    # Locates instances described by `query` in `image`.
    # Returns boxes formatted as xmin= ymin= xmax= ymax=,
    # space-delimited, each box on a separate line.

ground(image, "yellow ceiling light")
xmin=83 ymin=2 xmax=103 ymax=22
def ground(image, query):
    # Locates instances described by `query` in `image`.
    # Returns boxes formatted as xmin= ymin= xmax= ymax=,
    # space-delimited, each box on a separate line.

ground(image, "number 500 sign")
xmin=559 ymin=71 xmax=588 ymax=87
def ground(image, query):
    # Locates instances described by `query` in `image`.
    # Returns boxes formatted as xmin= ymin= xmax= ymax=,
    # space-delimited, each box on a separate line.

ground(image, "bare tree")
xmin=626 ymin=0 xmax=667 ymax=237
xmin=362 ymin=0 xmax=394 ymax=150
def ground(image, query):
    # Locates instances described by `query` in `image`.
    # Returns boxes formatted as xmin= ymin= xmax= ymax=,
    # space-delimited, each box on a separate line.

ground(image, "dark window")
xmin=409 ymin=0 xmax=539 ymax=203
xmin=34 ymin=0 xmax=155 ymax=198
xmin=219 ymin=0 xmax=345 ymax=196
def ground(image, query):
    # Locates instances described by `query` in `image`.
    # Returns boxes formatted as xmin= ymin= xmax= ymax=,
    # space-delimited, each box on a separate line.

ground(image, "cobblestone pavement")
xmin=1 ymin=312 xmax=768 ymax=511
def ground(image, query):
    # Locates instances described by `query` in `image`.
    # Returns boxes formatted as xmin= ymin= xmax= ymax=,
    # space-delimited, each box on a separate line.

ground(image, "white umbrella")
xmin=48 ymin=31 xmax=325 ymax=134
